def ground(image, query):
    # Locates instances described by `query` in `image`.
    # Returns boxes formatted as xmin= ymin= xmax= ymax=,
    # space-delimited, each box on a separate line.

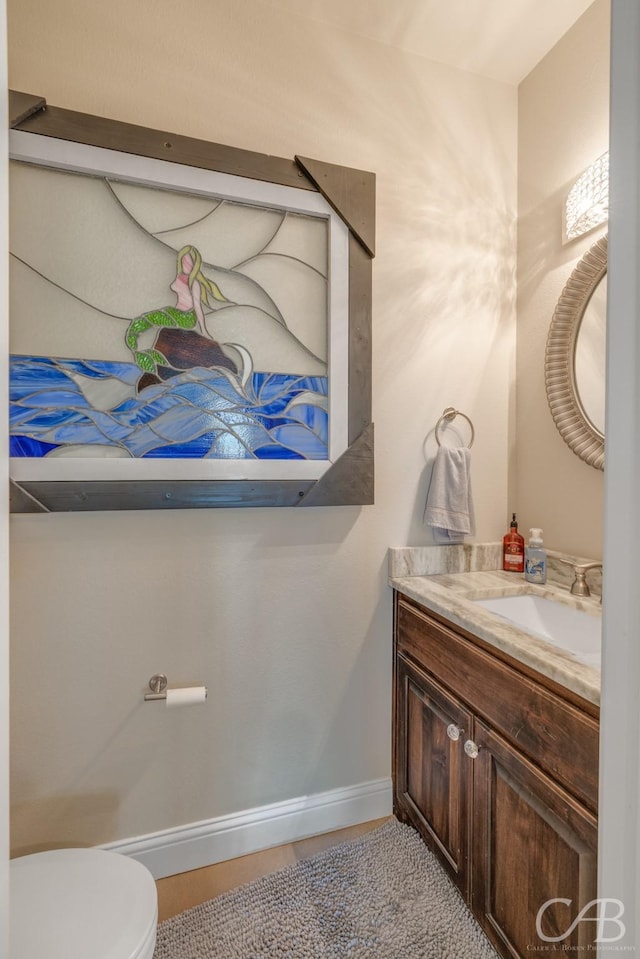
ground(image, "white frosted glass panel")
xmin=264 ymin=213 xmax=328 ymax=276
xmin=108 ymin=180 xmax=221 ymax=234
xmin=63 ymin=369 xmax=137 ymax=412
xmin=199 ymin=268 xmax=287 ymax=324
xmin=205 ymin=305 xmax=326 ymax=375
xmin=46 ymin=444 xmax=132 ymax=459
xmin=10 ymin=163 xmax=175 ymax=320
xmin=236 ymin=256 xmax=327 ymax=362
xmin=10 ymin=257 xmax=130 ymax=361
xmin=156 ymin=201 xmax=285 ymax=269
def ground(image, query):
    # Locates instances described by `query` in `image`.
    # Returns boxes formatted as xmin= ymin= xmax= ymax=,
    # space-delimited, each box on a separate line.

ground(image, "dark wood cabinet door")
xmin=472 ymin=718 xmax=598 ymax=958
xmin=394 ymin=653 xmax=473 ymax=896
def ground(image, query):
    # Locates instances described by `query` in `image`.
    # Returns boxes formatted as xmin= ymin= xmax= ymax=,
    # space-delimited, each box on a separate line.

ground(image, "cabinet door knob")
xmin=446 ymin=723 xmax=463 ymax=741
xmin=464 ymin=739 xmax=481 ymax=759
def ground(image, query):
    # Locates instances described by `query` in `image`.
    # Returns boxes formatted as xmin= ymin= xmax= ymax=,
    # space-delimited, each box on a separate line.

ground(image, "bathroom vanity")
xmin=390 ymin=555 xmax=600 ymax=959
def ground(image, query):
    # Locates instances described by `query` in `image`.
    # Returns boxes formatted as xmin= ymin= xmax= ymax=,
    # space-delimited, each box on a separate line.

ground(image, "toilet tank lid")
xmin=10 ymin=847 xmax=157 ymax=959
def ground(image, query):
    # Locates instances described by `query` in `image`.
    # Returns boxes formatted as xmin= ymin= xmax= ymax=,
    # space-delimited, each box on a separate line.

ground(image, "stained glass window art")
xmin=9 ymin=133 xmax=350 ymax=483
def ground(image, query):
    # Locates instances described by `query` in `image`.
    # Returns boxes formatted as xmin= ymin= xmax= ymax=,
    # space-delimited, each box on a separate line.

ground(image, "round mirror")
xmin=545 ymin=235 xmax=607 ymax=471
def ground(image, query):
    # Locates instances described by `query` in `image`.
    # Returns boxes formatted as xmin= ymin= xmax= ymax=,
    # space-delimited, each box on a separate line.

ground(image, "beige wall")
xmin=8 ymin=0 xmax=516 ymax=851
xmin=517 ymin=0 xmax=609 ymax=559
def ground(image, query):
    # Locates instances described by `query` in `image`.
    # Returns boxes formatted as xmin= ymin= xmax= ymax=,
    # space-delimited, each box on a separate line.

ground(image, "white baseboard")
xmin=102 ymin=777 xmax=393 ymax=880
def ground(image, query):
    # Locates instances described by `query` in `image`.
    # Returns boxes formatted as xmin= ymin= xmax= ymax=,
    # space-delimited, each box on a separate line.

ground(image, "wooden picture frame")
xmin=8 ymin=91 xmax=374 ymax=512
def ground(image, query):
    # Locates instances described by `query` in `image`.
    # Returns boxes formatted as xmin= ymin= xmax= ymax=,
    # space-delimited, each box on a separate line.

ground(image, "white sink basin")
xmin=472 ymin=594 xmax=601 ymax=667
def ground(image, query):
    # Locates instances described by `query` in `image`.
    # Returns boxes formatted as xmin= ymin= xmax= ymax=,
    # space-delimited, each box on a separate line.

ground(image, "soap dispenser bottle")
xmin=525 ymin=528 xmax=547 ymax=584
xmin=503 ymin=513 xmax=525 ymax=573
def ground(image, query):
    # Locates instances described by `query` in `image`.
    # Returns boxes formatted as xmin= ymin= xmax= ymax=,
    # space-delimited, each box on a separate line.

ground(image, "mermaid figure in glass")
xmin=125 ymin=244 xmax=237 ymax=392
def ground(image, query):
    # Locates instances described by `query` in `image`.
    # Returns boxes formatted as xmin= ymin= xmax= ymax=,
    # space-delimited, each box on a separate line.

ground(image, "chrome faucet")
xmin=570 ymin=562 xmax=603 ymax=599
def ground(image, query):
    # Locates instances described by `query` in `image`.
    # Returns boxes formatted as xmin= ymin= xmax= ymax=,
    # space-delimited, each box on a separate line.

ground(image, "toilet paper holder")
xmin=144 ymin=673 xmax=169 ymax=701
xmin=144 ymin=673 xmax=208 ymax=703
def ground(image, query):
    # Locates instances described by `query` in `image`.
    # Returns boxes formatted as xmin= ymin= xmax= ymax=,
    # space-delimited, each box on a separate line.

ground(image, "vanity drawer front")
xmin=396 ymin=597 xmax=599 ymax=812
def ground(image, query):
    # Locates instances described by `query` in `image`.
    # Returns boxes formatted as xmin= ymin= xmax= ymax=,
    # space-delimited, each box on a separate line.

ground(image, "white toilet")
xmin=10 ymin=847 xmax=158 ymax=959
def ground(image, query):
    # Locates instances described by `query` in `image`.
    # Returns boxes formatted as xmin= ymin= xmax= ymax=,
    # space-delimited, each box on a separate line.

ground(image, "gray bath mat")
xmin=153 ymin=818 xmax=499 ymax=958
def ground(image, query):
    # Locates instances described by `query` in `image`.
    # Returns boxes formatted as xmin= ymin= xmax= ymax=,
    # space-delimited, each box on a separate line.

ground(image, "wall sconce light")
xmin=564 ymin=151 xmax=609 ymax=241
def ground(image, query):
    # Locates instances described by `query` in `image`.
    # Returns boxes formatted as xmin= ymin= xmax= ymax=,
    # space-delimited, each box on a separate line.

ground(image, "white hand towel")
xmin=423 ymin=446 xmax=475 ymax=544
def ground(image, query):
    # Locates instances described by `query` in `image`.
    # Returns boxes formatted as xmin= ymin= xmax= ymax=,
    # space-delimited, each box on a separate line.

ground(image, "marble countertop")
xmin=389 ymin=551 xmax=601 ymax=706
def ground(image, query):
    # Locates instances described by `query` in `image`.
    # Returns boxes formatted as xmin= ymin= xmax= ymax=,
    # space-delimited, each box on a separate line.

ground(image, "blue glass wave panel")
xmin=10 ymin=357 xmax=329 ymax=461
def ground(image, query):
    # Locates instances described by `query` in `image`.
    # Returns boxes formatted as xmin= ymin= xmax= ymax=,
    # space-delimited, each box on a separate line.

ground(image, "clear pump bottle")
xmin=525 ymin=528 xmax=547 ymax=584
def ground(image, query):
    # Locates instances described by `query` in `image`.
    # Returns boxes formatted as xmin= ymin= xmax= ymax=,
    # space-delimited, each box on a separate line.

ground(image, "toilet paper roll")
xmin=165 ymin=686 xmax=207 ymax=708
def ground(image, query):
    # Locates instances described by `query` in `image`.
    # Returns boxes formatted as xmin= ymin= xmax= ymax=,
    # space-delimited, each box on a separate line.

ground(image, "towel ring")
xmin=435 ymin=407 xmax=475 ymax=449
